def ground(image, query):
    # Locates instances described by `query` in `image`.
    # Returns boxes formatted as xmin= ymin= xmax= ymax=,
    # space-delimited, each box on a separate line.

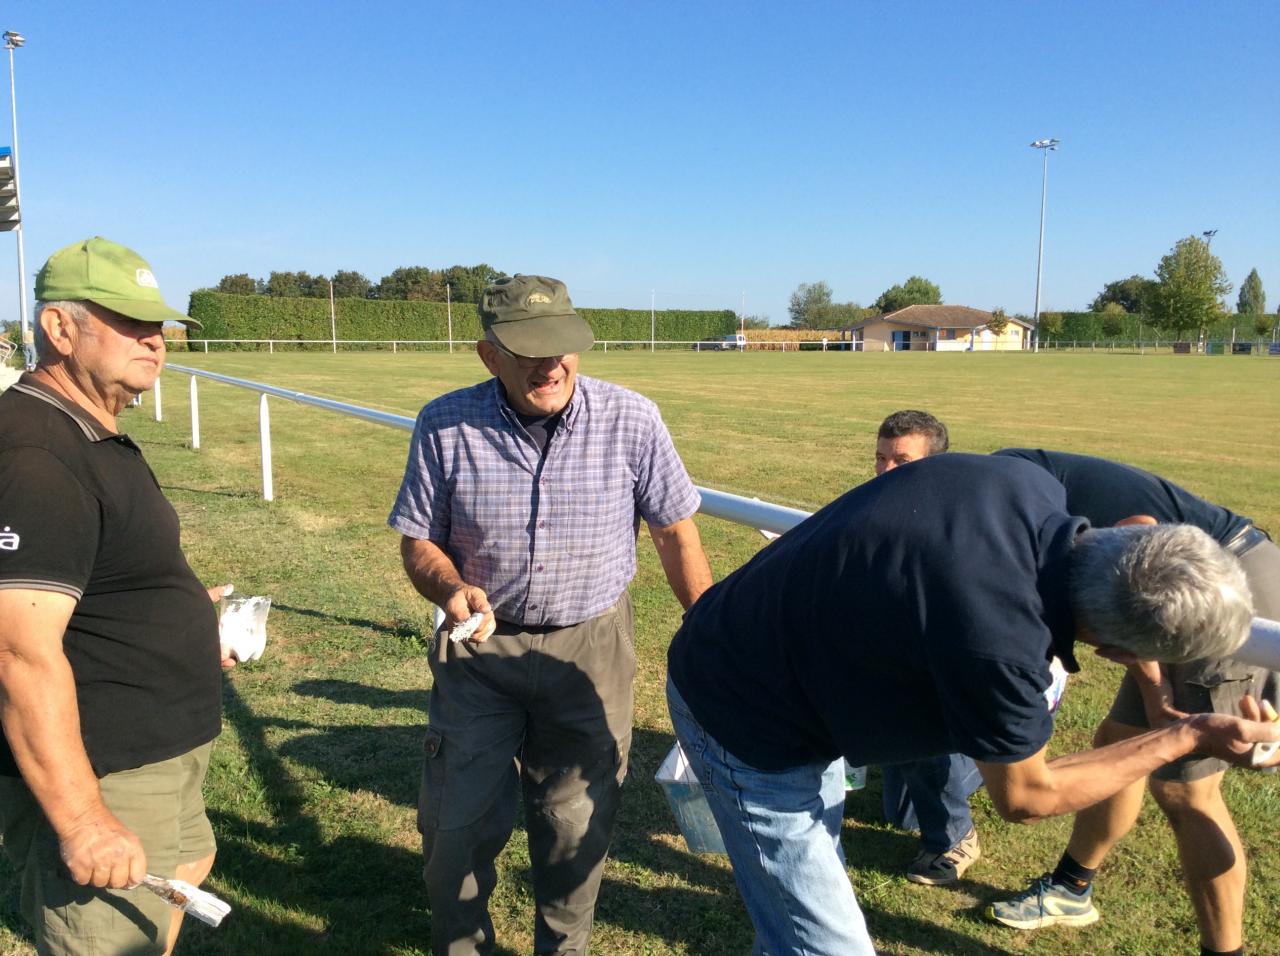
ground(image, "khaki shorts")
xmin=0 ymin=742 xmax=216 ymax=956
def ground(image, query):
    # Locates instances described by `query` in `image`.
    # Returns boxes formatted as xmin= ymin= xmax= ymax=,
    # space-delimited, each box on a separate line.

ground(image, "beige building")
xmin=849 ymin=304 xmax=1033 ymax=352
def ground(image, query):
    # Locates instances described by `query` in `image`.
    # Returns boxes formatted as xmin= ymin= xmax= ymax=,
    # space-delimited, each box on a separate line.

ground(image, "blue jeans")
xmin=667 ymin=680 xmax=875 ymax=956
xmin=881 ymin=754 xmax=981 ymax=854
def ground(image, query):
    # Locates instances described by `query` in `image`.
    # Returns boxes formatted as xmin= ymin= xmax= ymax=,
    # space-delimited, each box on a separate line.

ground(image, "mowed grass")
xmin=1 ymin=350 xmax=1278 ymax=955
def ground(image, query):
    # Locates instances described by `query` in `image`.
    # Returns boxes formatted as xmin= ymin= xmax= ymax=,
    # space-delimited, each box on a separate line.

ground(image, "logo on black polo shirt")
xmin=0 ymin=527 xmax=17 ymax=552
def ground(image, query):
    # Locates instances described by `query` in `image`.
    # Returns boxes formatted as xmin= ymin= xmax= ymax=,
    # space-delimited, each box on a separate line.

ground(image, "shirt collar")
xmin=10 ymin=373 xmax=128 ymax=445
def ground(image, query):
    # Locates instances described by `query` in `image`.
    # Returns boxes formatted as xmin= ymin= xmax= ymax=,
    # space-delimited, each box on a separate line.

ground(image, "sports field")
xmin=2 ymin=350 xmax=1277 ymax=955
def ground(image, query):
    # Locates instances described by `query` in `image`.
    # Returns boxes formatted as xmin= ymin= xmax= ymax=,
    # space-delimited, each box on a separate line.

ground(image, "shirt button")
xmin=529 ymin=604 xmax=539 ymax=611
xmin=537 ymin=564 xmax=545 ymax=571
xmin=538 ymin=521 xmax=546 ymax=529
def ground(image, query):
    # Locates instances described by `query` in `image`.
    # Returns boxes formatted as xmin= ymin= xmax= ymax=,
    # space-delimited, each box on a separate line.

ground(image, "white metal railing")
xmin=159 ymin=364 xmax=1280 ymax=670
xmin=164 ymin=364 xmax=811 ymax=531
xmin=176 ymin=338 xmax=861 ymax=354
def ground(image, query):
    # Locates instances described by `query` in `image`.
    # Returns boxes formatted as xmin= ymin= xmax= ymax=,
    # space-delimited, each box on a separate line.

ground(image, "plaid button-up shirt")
xmin=389 ymin=374 xmax=700 ymax=627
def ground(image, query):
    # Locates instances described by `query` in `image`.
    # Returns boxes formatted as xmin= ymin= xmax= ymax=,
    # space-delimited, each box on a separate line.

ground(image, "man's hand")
xmin=1185 ymin=696 xmax=1280 ymax=766
xmin=442 ymin=586 xmax=495 ymax=643
xmin=205 ymin=583 xmax=233 ymax=604
xmin=59 ymin=810 xmax=147 ymax=888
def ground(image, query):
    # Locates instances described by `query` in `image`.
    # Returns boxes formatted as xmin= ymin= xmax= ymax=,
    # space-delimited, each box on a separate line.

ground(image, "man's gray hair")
xmin=32 ymin=300 xmax=91 ymax=362
xmin=1069 ymin=524 xmax=1253 ymax=662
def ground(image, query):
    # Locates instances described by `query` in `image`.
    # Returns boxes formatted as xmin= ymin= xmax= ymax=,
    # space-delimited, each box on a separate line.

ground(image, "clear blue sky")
xmin=3 ymin=1 xmax=1276 ymax=326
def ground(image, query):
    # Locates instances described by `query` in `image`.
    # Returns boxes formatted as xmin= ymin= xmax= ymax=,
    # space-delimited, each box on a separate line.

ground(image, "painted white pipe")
xmin=189 ymin=376 xmax=200 ymax=450
xmin=153 ymin=375 xmax=162 ymax=422
xmin=259 ymin=394 xmax=273 ymax=502
xmin=1232 ymin=618 xmax=1280 ymax=670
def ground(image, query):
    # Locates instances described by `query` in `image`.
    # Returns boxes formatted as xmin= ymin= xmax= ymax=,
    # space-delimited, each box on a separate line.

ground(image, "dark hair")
xmin=877 ymin=410 xmax=949 ymax=455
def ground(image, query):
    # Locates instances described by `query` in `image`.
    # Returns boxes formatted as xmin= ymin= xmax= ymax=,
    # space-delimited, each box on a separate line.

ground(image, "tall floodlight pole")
xmin=1029 ymin=138 xmax=1059 ymax=353
xmin=5 ymin=31 xmax=30 ymax=370
xmin=1202 ymin=229 xmax=1217 ymax=250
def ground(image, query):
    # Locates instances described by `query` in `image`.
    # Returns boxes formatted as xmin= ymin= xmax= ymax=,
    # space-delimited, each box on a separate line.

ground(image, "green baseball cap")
xmin=35 ymin=236 xmax=200 ymax=329
xmin=480 ymin=274 xmax=593 ymax=358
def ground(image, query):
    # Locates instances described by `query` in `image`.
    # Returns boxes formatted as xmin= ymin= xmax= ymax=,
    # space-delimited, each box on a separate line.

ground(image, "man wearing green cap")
xmin=390 ymin=274 xmax=712 ymax=955
xmin=0 ymin=238 xmax=227 ymax=955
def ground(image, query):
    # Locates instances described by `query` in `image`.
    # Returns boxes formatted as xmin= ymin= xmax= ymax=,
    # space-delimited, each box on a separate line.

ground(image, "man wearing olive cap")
xmin=390 ymin=274 xmax=712 ymax=955
xmin=0 ymin=238 xmax=229 ymax=955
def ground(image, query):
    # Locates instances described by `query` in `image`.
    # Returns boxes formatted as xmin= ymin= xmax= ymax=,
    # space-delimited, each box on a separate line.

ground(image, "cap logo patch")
xmin=0 ymin=526 xmax=18 ymax=552
xmin=135 ymin=269 xmax=159 ymax=289
xmin=526 ymin=292 xmax=552 ymax=305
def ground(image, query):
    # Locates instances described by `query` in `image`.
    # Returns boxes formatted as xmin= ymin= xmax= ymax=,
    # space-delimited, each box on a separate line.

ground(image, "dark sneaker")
xmin=906 ymin=827 xmax=981 ymax=885
xmin=986 ymin=873 xmax=1100 ymax=929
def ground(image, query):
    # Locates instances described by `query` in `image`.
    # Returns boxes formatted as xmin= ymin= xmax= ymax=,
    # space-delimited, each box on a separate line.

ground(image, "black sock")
xmin=1050 ymin=851 xmax=1096 ymax=895
xmin=1200 ymin=947 xmax=1243 ymax=956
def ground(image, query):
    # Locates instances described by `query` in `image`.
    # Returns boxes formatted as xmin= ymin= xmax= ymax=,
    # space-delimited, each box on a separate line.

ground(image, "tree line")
xmin=211 ymin=264 xmax=506 ymax=304
xmin=785 ymin=236 xmax=1272 ymax=341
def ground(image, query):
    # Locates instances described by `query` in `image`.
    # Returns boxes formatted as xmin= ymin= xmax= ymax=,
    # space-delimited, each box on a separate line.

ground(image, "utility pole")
xmin=4 ymin=31 xmax=29 ymax=369
xmin=1029 ymin=138 xmax=1060 ymax=353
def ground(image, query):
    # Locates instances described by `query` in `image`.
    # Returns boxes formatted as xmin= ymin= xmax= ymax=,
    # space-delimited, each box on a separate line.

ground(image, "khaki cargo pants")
xmin=419 ymin=593 xmax=635 ymax=956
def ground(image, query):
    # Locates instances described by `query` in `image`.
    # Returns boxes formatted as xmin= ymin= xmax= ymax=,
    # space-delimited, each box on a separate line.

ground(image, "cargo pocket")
xmin=417 ymin=727 xmax=446 ymax=834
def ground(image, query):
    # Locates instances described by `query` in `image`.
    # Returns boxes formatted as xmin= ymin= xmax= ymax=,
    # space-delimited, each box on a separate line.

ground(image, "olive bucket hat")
xmin=35 ymin=236 xmax=200 ymax=329
xmin=480 ymin=274 xmax=593 ymax=358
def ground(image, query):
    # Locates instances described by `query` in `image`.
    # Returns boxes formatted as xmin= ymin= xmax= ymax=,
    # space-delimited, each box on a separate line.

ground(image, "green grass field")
xmin=3 ymin=350 xmax=1278 ymax=955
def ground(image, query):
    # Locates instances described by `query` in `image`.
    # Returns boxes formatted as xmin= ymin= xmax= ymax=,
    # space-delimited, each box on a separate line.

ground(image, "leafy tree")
xmin=1100 ymin=302 xmax=1126 ymax=338
xmin=330 ymin=270 xmax=373 ymax=299
xmin=1237 ymin=268 xmax=1265 ymax=316
xmin=1254 ymin=312 xmax=1275 ymax=339
xmin=788 ymin=281 xmax=833 ymax=327
xmin=443 ymin=264 xmax=505 ymax=304
xmin=874 ymin=275 xmax=942 ymax=314
xmin=263 ymin=271 xmax=327 ymax=298
xmin=299 ymin=273 xmax=331 ymax=298
xmin=1146 ymin=236 xmax=1232 ymax=340
xmin=985 ymin=308 xmax=1009 ymax=336
xmin=265 ymin=271 xmax=305 ymax=298
xmin=1089 ymin=275 xmax=1157 ymax=313
xmin=740 ymin=314 xmax=771 ymax=329
xmin=377 ymin=266 xmax=445 ymax=301
xmin=1036 ymin=312 xmax=1063 ymax=338
xmin=217 ymin=273 xmax=258 ymax=296
xmin=787 ymin=282 xmax=865 ymax=328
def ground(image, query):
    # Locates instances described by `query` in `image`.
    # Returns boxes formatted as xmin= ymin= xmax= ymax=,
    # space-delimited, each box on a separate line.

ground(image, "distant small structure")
xmin=848 ymin=304 xmax=1034 ymax=352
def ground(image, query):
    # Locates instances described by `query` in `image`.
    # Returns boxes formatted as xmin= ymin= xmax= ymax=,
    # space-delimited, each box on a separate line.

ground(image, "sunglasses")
xmin=488 ymin=339 xmax=562 ymax=368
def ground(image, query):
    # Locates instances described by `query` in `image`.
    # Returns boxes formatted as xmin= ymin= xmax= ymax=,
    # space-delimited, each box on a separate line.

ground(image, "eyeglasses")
xmin=488 ymin=339 xmax=562 ymax=369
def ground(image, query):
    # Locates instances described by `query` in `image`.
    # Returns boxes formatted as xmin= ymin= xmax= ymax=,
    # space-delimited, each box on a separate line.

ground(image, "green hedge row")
xmin=185 ymin=291 xmax=737 ymax=350
xmin=1042 ymin=311 xmax=1279 ymax=342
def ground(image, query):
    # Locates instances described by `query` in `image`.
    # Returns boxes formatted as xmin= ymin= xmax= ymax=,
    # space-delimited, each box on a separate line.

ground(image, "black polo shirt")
xmin=993 ymin=448 xmax=1250 ymax=543
xmin=668 ymin=453 xmax=1086 ymax=772
xmin=0 ymin=375 xmax=221 ymax=777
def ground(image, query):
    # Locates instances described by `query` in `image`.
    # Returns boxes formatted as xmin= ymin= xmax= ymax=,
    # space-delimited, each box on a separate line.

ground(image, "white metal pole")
xmin=329 ymin=279 xmax=336 ymax=354
xmin=650 ymin=289 xmax=655 ymax=353
xmin=7 ymin=42 xmax=31 ymax=371
xmin=446 ymin=283 xmax=453 ymax=354
xmin=1029 ymin=142 xmax=1049 ymax=350
xmin=153 ymin=374 xmax=163 ymax=422
xmin=259 ymin=393 xmax=273 ymax=502
xmin=189 ymin=375 xmax=200 ymax=449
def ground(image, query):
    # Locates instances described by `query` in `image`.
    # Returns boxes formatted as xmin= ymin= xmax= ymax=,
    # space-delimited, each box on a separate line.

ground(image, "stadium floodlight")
xmin=1202 ymin=229 xmax=1218 ymax=249
xmin=5 ymin=27 xmax=29 ymax=369
xmin=1029 ymin=138 xmax=1060 ymax=352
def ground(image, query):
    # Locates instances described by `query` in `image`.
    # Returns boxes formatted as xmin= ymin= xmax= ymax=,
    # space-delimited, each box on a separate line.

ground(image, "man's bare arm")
xmin=0 ymin=589 xmax=146 ymax=887
xmin=977 ymin=705 xmax=1280 ymax=823
xmin=399 ymin=536 xmax=493 ymax=637
xmin=647 ymin=517 xmax=713 ymax=610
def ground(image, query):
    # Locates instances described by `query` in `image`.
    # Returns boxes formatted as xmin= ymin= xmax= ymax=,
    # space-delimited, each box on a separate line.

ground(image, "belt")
xmin=1223 ymin=524 xmax=1269 ymax=558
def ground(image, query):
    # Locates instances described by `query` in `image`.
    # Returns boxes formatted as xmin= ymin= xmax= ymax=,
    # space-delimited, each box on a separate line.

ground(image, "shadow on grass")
xmin=207 ymin=673 xmax=1015 ymax=955
xmin=160 ymin=484 xmax=263 ymax=498
xmin=275 ymin=603 xmax=425 ymax=641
